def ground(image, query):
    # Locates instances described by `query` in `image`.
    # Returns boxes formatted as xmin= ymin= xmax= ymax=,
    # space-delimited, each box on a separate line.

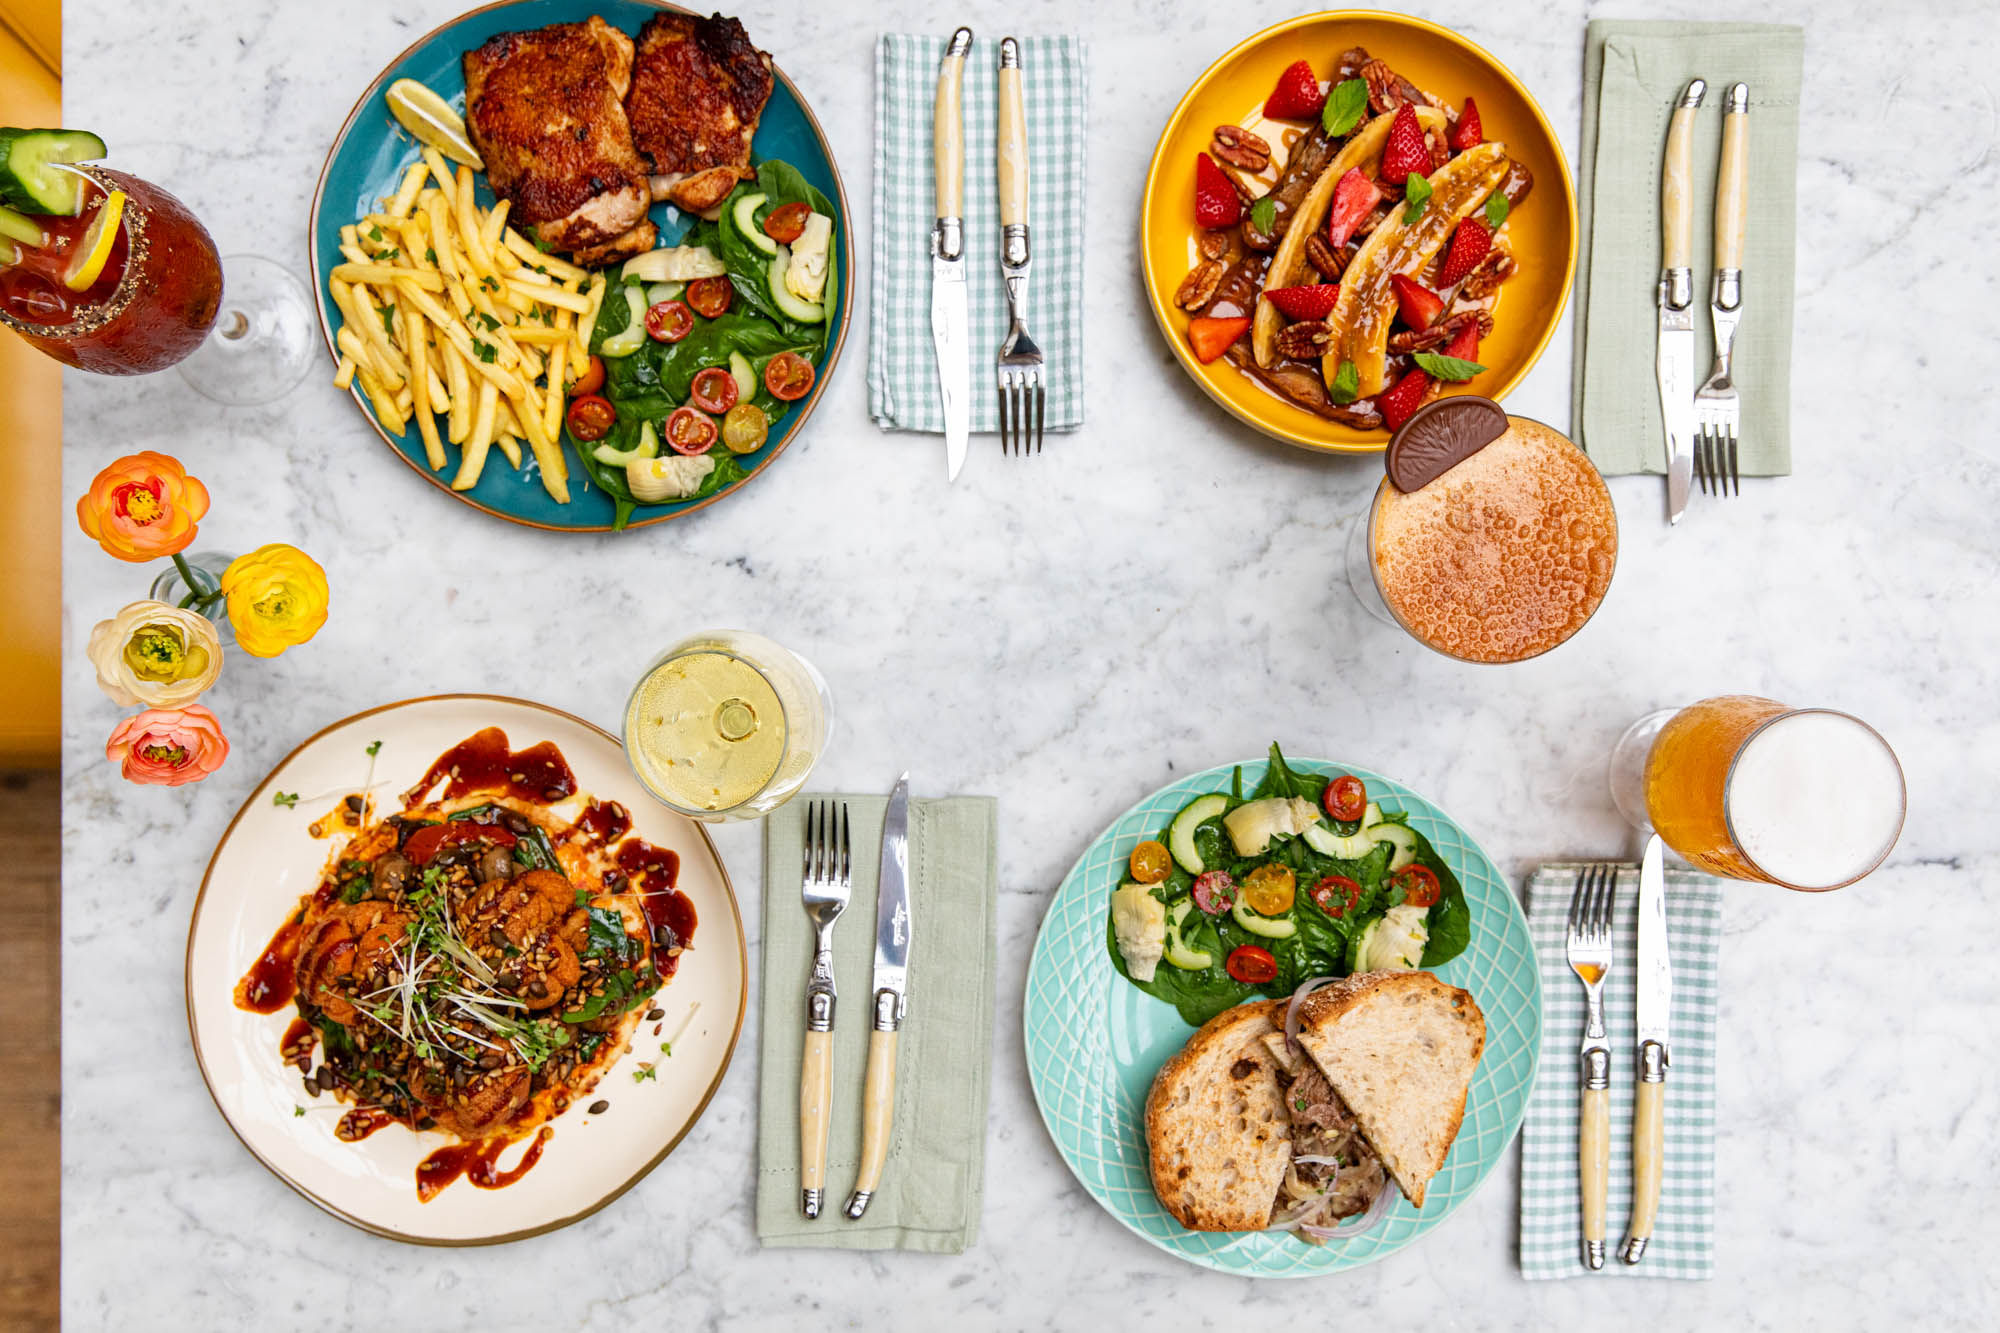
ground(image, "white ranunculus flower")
xmin=86 ymin=600 xmax=223 ymax=707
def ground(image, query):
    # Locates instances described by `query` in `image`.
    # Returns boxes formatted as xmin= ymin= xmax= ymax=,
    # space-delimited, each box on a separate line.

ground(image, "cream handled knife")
xmin=845 ymin=774 xmax=911 ymax=1219
xmin=1623 ymin=834 xmax=1673 ymax=1264
xmin=1657 ymin=77 xmax=1705 ymax=525
xmin=931 ymin=28 xmax=973 ymax=481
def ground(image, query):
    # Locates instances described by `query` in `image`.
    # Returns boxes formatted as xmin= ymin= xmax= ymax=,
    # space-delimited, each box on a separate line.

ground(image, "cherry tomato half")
xmin=1323 ymin=774 xmax=1367 ymax=823
xmin=720 ymin=402 xmax=770 ymax=454
xmin=1309 ymin=874 xmax=1363 ymax=918
xmin=645 ymin=298 xmax=694 ymax=343
xmin=1225 ymin=945 xmax=1279 ymax=985
xmin=1391 ymin=864 xmax=1442 ymax=909
xmin=764 ymin=350 xmax=815 ymax=401
xmin=570 ymin=353 xmax=605 ymax=396
xmin=565 ymin=393 xmax=616 ymax=442
xmin=1128 ymin=840 xmax=1171 ymax=885
xmin=665 ymin=406 xmax=717 ymax=455
xmin=1191 ymin=871 xmax=1237 ymax=916
xmin=689 ymin=366 xmax=740 ymax=415
xmin=763 ymin=201 xmax=810 ymax=244
xmin=402 ymin=821 xmax=516 ymax=866
xmin=687 ymin=276 xmax=732 ymax=318
xmin=1242 ymin=863 xmax=1296 ymax=915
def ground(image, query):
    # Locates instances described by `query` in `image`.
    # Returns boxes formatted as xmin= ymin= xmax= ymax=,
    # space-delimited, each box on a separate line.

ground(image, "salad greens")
xmin=1107 ymin=744 xmax=1470 ymax=1027
xmin=565 ymin=159 xmax=837 ymax=529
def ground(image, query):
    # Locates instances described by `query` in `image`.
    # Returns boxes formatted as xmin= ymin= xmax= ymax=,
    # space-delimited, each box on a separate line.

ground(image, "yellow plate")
xmin=1140 ymin=12 xmax=1577 ymax=454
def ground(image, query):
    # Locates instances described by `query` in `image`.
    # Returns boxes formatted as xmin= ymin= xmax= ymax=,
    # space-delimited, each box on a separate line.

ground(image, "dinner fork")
xmin=799 ymin=800 xmax=851 ymax=1219
xmin=1695 ymin=82 xmax=1748 ymax=498
xmin=1565 ymin=862 xmax=1617 ymax=1271
xmin=994 ymin=36 xmax=1045 ymax=457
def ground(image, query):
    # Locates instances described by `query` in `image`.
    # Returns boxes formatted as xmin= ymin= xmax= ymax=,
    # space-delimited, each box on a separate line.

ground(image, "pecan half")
xmin=1361 ymin=59 xmax=1404 ymax=115
xmin=1175 ymin=259 xmax=1225 ymax=312
xmin=1211 ymin=124 xmax=1272 ymax=171
xmin=1275 ymin=321 xmax=1334 ymax=360
xmin=1199 ymin=229 xmax=1231 ymax=261
xmin=1216 ymin=160 xmax=1261 ymax=204
xmin=1305 ymin=234 xmax=1348 ymax=279
xmin=1427 ymin=129 xmax=1450 ymax=173
xmin=1457 ymin=253 xmax=1517 ymax=301
xmin=1388 ymin=309 xmax=1493 ymax=354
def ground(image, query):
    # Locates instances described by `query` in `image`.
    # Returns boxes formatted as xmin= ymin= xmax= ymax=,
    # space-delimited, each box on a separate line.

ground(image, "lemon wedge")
xmin=387 ymin=79 xmax=484 ymax=170
xmin=62 ymin=188 xmax=124 ymax=292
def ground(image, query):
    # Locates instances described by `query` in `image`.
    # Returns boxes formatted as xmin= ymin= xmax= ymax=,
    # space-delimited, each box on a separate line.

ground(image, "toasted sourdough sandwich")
xmin=1143 ymin=1001 xmax=1293 ymax=1232
xmin=1291 ymin=971 xmax=1486 ymax=1208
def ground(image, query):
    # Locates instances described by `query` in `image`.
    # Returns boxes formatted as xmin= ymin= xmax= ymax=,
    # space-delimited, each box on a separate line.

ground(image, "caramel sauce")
xmin=415 ymin=1127 xmax=552 ymax=1203
xmin=234 ymin=914 xmax=304 ymax=1014
xmin=404 ymin=727 xmax=577 ymax=806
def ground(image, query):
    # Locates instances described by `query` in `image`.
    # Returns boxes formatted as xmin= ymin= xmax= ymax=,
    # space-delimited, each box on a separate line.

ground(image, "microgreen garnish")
xmin=273 ymin=791 xmax=299 ymax=808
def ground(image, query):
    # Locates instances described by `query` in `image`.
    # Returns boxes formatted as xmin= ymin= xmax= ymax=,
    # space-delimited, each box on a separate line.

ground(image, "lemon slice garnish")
xmin=387 ymin=79 xmax=484 ymax=170
xmin=62 ymin=188 xmax=125 ymax=292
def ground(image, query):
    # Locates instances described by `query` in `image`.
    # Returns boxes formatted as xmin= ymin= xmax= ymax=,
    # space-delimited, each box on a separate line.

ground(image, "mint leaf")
xmin=1249 ymin=196 xmax=1277 ymax=235
xmin=1321 ymin=79 xmax=1369 ymax=138
xmin=1329 ymin=359 xmax=1360 ymax=405
xmin=1484 ymin=193 xmax=1510 ymax=229
xmin=1402 ymin=174 xmax=1433 ymax=224
xmin=1412 ymin=351 xmax=1487 ymax=382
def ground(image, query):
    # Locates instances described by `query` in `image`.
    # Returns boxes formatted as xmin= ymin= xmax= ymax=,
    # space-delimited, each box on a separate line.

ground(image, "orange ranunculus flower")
xmin=105 ymin=704 xmax=230 ymax=786
xmin=220 ymin=543 xmax=330 ymax=658
xmin=76 ymin=451 xmax=212 ymax=562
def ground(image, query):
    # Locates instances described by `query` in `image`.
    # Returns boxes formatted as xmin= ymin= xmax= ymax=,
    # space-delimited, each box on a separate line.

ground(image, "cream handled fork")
xmin=995 ymin=36 xmax=1045 ymax=456
xmin=1565 ymin=862 xmax=1616 ymax=1270
xmin=1695 ymin=82 xmax=1749 ymax=497
xmin=798 ymin=801 xmax=852 ymax=1219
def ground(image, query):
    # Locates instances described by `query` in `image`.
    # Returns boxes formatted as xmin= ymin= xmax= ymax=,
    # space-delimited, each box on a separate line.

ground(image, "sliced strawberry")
xmin=1388 ymin=275 xmax=1445 ymax=331
xmin=1448 ymin=97 xmax=1483 ymax=152
xmin=1263 ymin=283 xmax=1341 ymax=320
xmin=1441 ymin=317 xmax=1481 ymax=365
xmin=1193 ymin=152 xmax=1241 ymax=229
xmin=1326 ymin=169 xmax=1382 ymax=248
xmin=1436 ymin=219 xmax=1492 ymax=287
xmin=1263 ymin=59 xmax=1326 ymax=119
xmin=1379 ymin=104 xmax=1430 ymax=185
xmin=1376 ymin=368 xmax=1432 ymax=431
xmin=1187 ymin=314 xmax=1251 ymax=364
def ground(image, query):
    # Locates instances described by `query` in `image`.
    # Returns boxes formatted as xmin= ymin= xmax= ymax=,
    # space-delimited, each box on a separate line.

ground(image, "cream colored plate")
xmin=185 ymin=694 xmax=747 ymax=1244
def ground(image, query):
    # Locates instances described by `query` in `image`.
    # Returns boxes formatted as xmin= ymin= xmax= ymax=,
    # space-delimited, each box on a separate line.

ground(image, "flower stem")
xmin=170 ymin=552 xmax=226 ymax=618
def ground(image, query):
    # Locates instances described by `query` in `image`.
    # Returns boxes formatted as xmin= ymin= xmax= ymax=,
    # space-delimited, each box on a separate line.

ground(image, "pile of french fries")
xmin=327 ymin=147 xmax=608 ymax=502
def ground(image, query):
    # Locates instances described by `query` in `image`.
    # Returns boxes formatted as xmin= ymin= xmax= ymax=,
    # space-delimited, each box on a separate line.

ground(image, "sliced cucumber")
xmin=599 ymin=285 xmax=647 ymax=358
xmin=0 ymin=129 xmax=107 ymax=214
xmin=728 ymin=350 xmax=756 ymax=403
xmin=1168 ymin=793 xmax=1230 ymax=874
xmin=0 ymin=204 xmax=44 ymax=247
xmin=1232 ymin=896 xmax=1298 ymax=940
xmin=1164 ymin=899 xmax=1212 ymax=970
xmin=766 ymin=246 xmax=826 ymax=323
xmin=1345 ymin=915 xmax=1379 ymax=972
xmin=644 ymin=281 xmax=683 ymax=308
xmin=592 ymin=421 xmax=660 ymax=467
xmin=1370 ymin=822 xmax=1419 ymax=872
xmin=1303 ymin=821 xmax=1378 ymax=860
xmin=732 ymin=191 xmax=776 ymax=256
xmin=1360 ymin=802 xmax=1385 ymax=828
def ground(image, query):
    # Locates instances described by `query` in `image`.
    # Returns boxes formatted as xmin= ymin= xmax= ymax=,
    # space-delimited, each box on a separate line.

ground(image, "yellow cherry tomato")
xmin=1128 ymin=839 xmax=1171 ymax=884
xmin=1242 ymin=863 xmax=1296 ymax=915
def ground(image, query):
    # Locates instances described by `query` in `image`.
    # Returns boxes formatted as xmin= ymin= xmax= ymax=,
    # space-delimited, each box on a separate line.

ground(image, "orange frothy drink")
xmin=1370 ymin=415 xmax=1617 ymax=663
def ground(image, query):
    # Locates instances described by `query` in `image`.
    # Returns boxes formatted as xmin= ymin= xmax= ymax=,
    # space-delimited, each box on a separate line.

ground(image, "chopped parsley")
xmin=424 ymin=247 xmax=438 ymax=264
xmin=474 ymin=340 xmax=497 ymax=364
xmin=377 ymin=305 xmax=395 ymax=337
xmin=475 ymin=311 xmax=500 ymax=332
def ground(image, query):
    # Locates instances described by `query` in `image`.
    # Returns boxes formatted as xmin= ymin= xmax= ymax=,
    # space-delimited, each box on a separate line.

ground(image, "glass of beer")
xmin=622 ymin=630 xmax=832 ymax=822
xmin=1608 ymin=696 xmax=1906 ymax=889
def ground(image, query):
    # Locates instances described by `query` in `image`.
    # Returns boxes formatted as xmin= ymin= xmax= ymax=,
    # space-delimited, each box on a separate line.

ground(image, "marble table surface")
xmin=59 ymin=0 xmax=2000 ymax=1326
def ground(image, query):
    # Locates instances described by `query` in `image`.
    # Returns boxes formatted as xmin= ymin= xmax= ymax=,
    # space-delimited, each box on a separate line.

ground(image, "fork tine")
xmin=1692 ymin=431 xmax=1706 ymax=496
xmin=1033 ymin=381 xmax=1045 ymax=455
xmin=839 ymin=803 xmax=851 ymax=880
xmin=1593 ymin=864 xmax=1615 ymax=944
xmin=1727 ymin=424 xmax=1740 ymax=496
xmin=995 ymin=383 xmax=1009 ymax=456
xmin=804 ymin=801 xmax=819 ymax=882
xmin=1567 ymin=865 xmax=1586 ymax=936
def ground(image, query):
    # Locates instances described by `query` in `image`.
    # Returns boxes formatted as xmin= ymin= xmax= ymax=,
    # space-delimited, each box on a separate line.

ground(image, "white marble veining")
xmin=58 ymin=0 xmax=2000 ymax=1327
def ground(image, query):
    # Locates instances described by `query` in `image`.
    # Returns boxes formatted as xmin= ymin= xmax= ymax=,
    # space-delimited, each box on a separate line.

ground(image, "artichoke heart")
xmin=1252 ymin=107 xmax=1447 ymax=369
xmin=1321 ymin=141 xmax=1511 ymax=399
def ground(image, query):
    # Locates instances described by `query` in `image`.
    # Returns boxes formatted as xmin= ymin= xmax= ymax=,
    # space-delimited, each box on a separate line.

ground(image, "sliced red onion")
xmin=1319 ymin=1182 xmax=1396 ymax=1239
xmin=1284 ymin=975 xmax=1338 ymax=1051
xmin=1291 ymin=1154 xmax=1343 ymax=1167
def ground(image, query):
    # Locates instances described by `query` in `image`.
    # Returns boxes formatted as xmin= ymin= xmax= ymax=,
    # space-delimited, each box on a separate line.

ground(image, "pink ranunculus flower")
xmin=105 ymin=704 xmax=231 ymax=787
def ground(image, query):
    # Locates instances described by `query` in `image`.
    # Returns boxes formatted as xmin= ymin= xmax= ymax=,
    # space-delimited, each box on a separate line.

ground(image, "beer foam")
xmin=1729 ymin=711 xmax=1905 ymax=889
xmin=1370 ymin=418 xmax=1617 ymax=663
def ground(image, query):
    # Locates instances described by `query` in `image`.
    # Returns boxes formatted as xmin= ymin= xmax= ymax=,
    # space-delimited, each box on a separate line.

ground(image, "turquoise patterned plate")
xmin=1024 ymin=757 xmax=1541 ymax=1277
xmin=308 ymin=0 xmax=850 ymax=532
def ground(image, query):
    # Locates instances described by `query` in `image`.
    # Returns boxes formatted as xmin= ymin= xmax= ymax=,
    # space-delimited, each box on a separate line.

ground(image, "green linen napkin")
xmin=1573 ymin=22 xmax=1804 ymax=475
xmin=1520 ymin=863 xmax=1722 ymax=1280
xmin=755 ymin=793 xmax=998 ymax=1252
xmin=868 ymin=34 xmax=1087 ymax=433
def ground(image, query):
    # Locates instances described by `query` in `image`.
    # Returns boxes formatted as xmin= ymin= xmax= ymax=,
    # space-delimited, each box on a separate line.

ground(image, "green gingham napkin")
xmin=868 ymin=34 xmax=1087 ymax=434
xmin=1573 ymin=22 xmax=1805 ymax=475
xmin=755 ymin=793 xmax=999 ymax=1252
xmin=1520 ymin=863 xmax=1722 ymax=1280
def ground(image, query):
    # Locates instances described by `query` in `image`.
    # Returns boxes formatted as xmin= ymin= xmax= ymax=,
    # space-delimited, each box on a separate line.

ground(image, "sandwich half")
xmin=1143 ymin=1001 xmax=1293 ymax=1232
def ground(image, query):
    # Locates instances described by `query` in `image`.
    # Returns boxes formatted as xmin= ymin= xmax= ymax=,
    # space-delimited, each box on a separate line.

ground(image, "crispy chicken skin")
xmin=626 ymin=13 xmax=774 ymax=215
xmin=462 ymin=16 xmax=657 ymax=263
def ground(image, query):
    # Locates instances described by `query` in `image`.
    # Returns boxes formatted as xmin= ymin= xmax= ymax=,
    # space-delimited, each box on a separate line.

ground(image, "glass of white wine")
xmin=622 ymin=630 xmax=832 ymax=822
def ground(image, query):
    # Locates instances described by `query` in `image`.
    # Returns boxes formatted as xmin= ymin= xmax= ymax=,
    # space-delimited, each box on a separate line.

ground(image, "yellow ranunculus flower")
xmin=220 ymin=544 xmax=330 ymax=658
xmin=86 ymin=600 xmax=225 ymax=707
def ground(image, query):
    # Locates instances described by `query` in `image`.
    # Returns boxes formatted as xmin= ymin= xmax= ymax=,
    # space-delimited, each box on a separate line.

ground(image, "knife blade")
xmin=843 ymin=773 xmax=911 ymax=1219
xmin=1633 ymin=835 xmax=1671 ymax=1054
xmin=1623 ymin=834 xmax=1672 ymax=1264
xmin=1657 ymin=78 xmax=1705 ymax=524
xmin=931 ymin=28 xmax=973 ymax=481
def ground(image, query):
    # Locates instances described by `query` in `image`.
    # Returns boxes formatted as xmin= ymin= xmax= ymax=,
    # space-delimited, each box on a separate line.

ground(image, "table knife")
xmin=1622 ymin=834 xmax=1673 ymax=1264
xmin=931 ymin=28 xmax=973 ymax=481
xmin=845 ymin=773 xmax=911 ymax=1219
xmin=1657 ymin=77 xmax=1705 ymax=525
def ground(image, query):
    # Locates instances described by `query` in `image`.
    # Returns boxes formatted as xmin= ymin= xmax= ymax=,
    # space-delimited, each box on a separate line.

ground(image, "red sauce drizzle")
xmin=616 ymin=837 xmax=681 ymax=886
xmin=617 ymin=837 xmax=695 ymax=975
xmin=280 ymin=1017 xmax=317 ymax=1069
xmin=405 ymin=726 xmax=577 ymax=806
xmin=573 ymin=799 xmax=631 ymax=846
xmin=415 ymin=1127 xmax=552 ymax=1203
xmin=235 ymin=914 xmax=304 ymax=1013
xmin=336 ymin=1107 xmax=395 ymax=1143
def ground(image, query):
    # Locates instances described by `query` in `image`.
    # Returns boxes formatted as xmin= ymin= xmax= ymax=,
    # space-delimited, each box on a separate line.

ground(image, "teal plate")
xmin=1024 ymin=757 xmax=1541 ymax=1277
xmin=308 ymin=0 xmax=850 ymax=532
